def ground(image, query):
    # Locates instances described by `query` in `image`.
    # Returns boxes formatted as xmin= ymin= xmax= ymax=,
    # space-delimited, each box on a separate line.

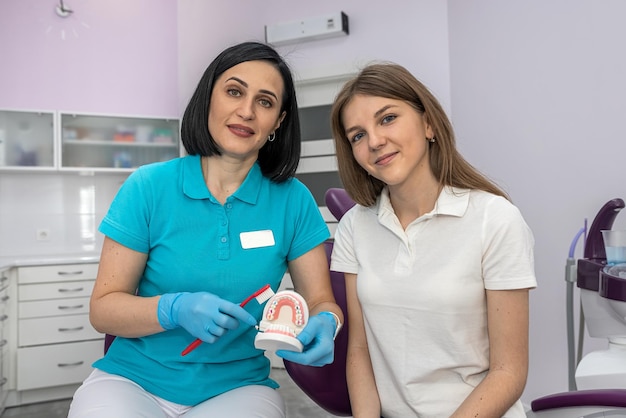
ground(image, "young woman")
xmin=68 ymin=41 xmax=343 ymax=418
xmin=329 ymin=63 xmax=536 ymax=417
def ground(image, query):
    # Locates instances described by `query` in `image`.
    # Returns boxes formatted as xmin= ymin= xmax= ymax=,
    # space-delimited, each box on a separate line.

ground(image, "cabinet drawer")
xmin=19 ymin=297 xmax=90 ymax=318
xmin=19 ymin=314 xmax=102 ymax=346
xmin=17 ymin=339 xmax=103 ymax=390
xmin=19 ymin=280 xmax=94 ymax=301
xmin=18 ymin=264 xmax=98 ymax=284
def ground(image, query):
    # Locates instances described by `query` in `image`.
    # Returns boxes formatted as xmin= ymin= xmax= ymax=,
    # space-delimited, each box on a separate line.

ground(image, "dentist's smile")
xmin=228 ymin=124 xmax=255 ymax=137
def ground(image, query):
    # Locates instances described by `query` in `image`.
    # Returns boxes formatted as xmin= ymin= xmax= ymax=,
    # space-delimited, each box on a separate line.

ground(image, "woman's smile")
xmin=374 ymin=152 xmax=398 ymax=166
xmin=227 ymin=123 xmax=255 ymax=138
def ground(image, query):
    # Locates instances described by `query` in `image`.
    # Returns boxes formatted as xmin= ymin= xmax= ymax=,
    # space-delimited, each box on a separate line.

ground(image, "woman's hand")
xmin=275 ymin=312 xmax=336 ymax=366
xmin=158 ymin=292 xmax=257 ymax=343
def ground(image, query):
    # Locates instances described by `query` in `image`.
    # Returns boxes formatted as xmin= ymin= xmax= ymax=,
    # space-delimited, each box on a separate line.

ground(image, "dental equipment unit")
xmin=528 ymin=198 xmax=626 ymax=417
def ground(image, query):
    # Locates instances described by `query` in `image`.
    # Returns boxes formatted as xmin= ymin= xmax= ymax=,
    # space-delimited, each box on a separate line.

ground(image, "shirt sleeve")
xmin=285 ymin=179 xmax=331 ymax=261
xmin=99 ymin=167 xmax=152 ymax=253
xmin=482 ymin=196 xmax=537 ymax=290
xmin=330 ymin=206 xmax=359 ymax=274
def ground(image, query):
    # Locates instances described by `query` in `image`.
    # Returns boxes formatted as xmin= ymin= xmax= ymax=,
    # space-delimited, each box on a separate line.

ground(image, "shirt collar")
xmin=182 ymin=155 xmax=263 ymax=204
xmin=233 ymin=163 xmax=263 ymax=204
xmin=377 ymin=185 xmax=470 ymax=219
xmin=182 ymin=155 xmax=208 ymax=200
xmin=434 ymin=186 xmax=470 ymax=217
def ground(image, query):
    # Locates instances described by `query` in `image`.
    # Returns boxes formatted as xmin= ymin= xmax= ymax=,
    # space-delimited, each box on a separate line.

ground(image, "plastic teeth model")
xmin=254 ymin=290 xmax=309 ymax=353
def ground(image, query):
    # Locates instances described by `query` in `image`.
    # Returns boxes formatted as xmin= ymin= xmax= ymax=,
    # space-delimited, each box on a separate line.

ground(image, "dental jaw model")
xmin=254 ymin=290 xmax=309 ymax=353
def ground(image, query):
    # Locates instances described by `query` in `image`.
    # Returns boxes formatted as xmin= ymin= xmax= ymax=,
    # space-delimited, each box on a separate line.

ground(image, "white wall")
xmin=177 ymin=0 xmax=451 ymax=114
xmin=448 ymin=0 xmax=626 ymax=404
xmin=0 ymin=172 xmax=127 ymax=257
xmin=0 ymin=0 xmax=178 ymax=116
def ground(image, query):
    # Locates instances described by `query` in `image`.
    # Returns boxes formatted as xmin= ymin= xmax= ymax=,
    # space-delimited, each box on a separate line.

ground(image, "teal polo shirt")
xmin=93 ymin=154 xmax=330 ymax=406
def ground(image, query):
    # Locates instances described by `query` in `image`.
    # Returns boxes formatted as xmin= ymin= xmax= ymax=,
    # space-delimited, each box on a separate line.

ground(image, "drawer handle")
xmin=1 ymin=295 xmax=9 ymax=302
xmin=0 ymin=276 xmax=7 ymax=283
xmin=58 ymin=287 xmax=85 ymax=293
xmin=58 ymin=326 xmax=84 ymax=332
xmin=58 ymin=361 xmax=85 ymax=368
xmin=58 ymin=270 xmax=84 ymax=276
xmin=0 ymin=377 xmax=7 ymax=387
xmin=0 ymin=314 xmax=7 ymax=322
xmin=0 ymin=339 xmax=7 ymax=348
xmin=58 ymin=304 xmax=85 ymax=310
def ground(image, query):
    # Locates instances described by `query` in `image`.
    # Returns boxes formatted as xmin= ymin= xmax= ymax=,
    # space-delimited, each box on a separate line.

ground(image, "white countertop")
xmin=0 ymin=253 xmax=100 ymax=270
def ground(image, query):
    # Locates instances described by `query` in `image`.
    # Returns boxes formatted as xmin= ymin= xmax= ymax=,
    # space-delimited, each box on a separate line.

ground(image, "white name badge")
xmin=240 ymin=230 xmax=275 ymax=249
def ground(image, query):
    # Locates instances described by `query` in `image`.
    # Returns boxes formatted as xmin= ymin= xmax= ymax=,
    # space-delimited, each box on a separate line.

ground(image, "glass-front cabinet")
xmin=0 ymin=109 xmax=180 ymax=172
xmin=0 ymin=110 xmax=55 ymax=170
xmin=60 ymin=113 xmax=180 ymax=171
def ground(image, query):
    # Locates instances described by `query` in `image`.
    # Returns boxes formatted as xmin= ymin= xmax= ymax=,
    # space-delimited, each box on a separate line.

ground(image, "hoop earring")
xmin=267 ymin=132 xmax=276 ymax=142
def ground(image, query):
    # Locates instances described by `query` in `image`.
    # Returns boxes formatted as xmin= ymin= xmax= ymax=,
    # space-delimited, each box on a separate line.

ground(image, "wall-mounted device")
xmin=265 ymin=11 xmax=349 ymax=46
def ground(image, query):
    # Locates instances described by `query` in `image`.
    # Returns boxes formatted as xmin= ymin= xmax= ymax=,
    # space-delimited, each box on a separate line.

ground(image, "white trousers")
xmin=68 ymin=369 xmax=286 ymax=418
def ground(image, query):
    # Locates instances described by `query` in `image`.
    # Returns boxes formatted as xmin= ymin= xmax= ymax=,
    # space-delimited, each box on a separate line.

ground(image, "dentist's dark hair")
xmin=330 ymin=62 xmax=509 ymax=206
xmin=181 ymin=41 xmax=301 ymax=182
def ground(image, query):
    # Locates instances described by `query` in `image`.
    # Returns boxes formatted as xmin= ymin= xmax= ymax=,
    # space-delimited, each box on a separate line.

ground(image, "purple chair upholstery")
xmin=282 ymin=188 xmax=356 ymax=416
xmin=324 ymin=187 xmax=357 ymax=223
xmin=531 ymin=389 xmax=626 ymax=411
xmin=104 ymin=333 xmax=115 ymax=354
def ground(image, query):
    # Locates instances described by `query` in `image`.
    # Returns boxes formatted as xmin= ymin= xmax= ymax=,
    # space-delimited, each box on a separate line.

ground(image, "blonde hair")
xmin=330 ymin=63 xmax=509 ymax=206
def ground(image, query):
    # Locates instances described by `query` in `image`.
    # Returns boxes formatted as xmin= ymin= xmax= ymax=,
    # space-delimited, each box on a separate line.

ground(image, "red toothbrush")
xmin=181 ymin=284 xmax=275 ymax=356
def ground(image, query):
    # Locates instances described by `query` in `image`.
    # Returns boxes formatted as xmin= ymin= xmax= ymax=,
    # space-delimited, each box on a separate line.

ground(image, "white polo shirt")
xmin=331 ymin=187 xmax=536 ymax=418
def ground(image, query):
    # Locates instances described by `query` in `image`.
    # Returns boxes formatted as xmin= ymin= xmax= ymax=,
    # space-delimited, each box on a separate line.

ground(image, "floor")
xmin=0 ymin=368 xmax=350 ymax=418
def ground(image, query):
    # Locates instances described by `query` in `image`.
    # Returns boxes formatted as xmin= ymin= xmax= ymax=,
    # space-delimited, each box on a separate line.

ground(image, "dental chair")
xmin=104 ymin=333 xmax=114 ymax=353
xmin=527 ymin=198 xmax=626 ymax=417
xmin=282 ymin=188 xmax=356 ymax=417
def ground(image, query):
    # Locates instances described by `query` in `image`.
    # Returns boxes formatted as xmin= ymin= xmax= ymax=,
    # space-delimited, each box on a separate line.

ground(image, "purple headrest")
xmin=324 ymin=188 xmax=356 ymax=221
xmin=584 ymin=198 xmax=625 ymax=260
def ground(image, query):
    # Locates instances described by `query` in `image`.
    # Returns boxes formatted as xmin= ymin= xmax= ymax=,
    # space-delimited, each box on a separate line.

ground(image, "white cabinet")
xmin=60 ymin=113 xmax=180 ymax=171
xmin=4 ymin=262 xmax=103 ymax=406
xmin=0 ymin=109 xmax=55 ymax=170
xmin=0 ymin=268 xmax=13 ymax=415
xmin=17 ymin=340 xmax=102 ymax=391
xmin=0 ymin=109 xmax=180 ymax=173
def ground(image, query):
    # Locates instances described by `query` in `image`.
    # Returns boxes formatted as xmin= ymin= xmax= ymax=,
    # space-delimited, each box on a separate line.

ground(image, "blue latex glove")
xmin=158 ymin=292 xmax=257 ymax=343
xmin=275 ymin=312 xmax=336 ymax=367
